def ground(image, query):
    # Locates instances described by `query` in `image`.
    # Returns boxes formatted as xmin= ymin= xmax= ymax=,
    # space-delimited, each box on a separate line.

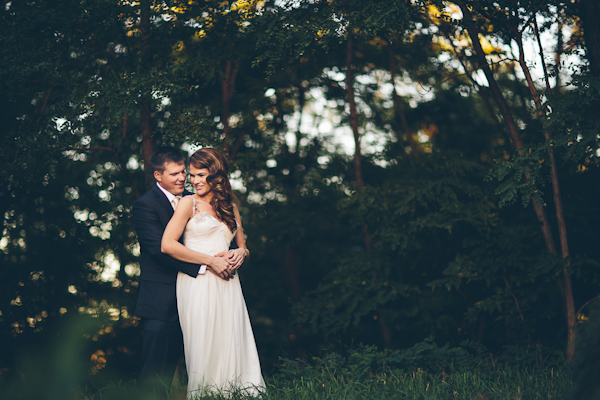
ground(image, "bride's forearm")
xmin=161 ymin=240 xmax=215 ymax=266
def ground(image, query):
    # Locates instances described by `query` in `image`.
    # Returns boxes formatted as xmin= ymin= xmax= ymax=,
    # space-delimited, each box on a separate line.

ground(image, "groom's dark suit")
xmin=132 ymin=184 xmax=200 ymax=384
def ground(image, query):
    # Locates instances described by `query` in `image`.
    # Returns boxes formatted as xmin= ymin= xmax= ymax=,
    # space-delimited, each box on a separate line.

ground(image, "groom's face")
xmin=155 ymin=161 xmax=186 ymax=196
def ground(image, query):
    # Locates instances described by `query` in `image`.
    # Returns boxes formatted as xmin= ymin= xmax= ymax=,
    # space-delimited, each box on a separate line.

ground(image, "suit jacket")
xmin=132 ymin=185 xmax=199 ymax=322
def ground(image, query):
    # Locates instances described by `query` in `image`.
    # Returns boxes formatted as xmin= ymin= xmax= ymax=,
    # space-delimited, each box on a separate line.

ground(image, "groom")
xmin=132 ymin=146 xmax=228 ymax=387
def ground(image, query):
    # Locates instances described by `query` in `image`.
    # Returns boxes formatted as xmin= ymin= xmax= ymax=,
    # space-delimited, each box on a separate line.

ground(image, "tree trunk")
xmin=533 ymin=18 xmax=553 ymax=97
xmin=554 ymin=19 xmax=563 ymax=91
xmin=459 ymin=5 xmax=556 ymax=254
xmin=515 ymin=30 xmax=577 ymax=362
xmin=388 ymin=44 xmax=418 ymax=156
xmin=579 ymin=0 xmax=600 ymax=76
xmin=140 ymin=101 xmax=154 ymax=191
xmin=119 ymin=114 xmax=141 ymax=199
xmin=346 ymin=36 xmax=365 ymax=190
xmin=221 ymin=57 xmax=241 ymax=155
xmin=346 ymin=36 xmax=370 ymax=247
xmin=139 ymin=0 xmax=154 ymax=190
xmin=346 ymin=34 xmax=393 ymax=348
xmin=446 ymin=33 xmax=504 ymax=131
xmin=35 ymin=88 xmax=52 ymax=125
xmin=459 ymin=0 xmax=577 ymax=361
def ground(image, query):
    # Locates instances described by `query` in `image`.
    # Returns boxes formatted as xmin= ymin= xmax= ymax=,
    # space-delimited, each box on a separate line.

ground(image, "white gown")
xmin=177 ymin=199 xmax=265 ymax=398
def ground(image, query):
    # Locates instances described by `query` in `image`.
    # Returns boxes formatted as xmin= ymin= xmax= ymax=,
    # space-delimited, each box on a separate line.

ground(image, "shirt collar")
xmin=156 ymin=182 xmax=179 ymax=203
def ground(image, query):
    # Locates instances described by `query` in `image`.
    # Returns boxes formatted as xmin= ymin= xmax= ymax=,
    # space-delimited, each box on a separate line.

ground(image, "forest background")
xmin=2 ymin=0 xmax=600 ymax=395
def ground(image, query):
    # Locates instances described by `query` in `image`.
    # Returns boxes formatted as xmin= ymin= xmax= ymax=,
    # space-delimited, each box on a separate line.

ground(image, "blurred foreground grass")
xmin=0 ymin=316 xmax=576 ymax=399
xmin=2 ymin=363 xmax=572 ymax=400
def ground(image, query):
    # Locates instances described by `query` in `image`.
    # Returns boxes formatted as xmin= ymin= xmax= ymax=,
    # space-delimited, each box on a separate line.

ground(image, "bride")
xmin=161 ymin=148 xmax=265 ymax=398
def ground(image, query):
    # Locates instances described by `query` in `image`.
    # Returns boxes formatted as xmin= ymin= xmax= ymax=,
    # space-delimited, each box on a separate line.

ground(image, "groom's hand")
xmin=215 ymin=251 xmax=237 ymax=276
xmin=211 ymin=254 xmax=234 ymax=280
xmin=207 ymin=268 xmax=231 ymax=280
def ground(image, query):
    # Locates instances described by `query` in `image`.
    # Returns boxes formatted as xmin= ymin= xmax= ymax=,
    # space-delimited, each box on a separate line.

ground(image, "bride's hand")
xmin=227 ymin=248 xmax=248 ymax=271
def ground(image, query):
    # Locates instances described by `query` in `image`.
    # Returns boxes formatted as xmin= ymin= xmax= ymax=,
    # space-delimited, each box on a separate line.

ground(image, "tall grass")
xmin=68 ymin=365 xmax=570 ymax=400
xmin=0 ymin=318 xmax=574 ymax=400
xmin=261 ymin=365 xmax=570 ymax=400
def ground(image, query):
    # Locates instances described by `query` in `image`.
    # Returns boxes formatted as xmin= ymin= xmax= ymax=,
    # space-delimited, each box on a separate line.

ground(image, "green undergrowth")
xmin=1 ymin=341 xmax=574 ymax=400
xmin=264 ymin=365 xmax=570 ymax=400
xmin=263 ymin=342 xmax=571 ymax=400
xmin=70 ymin=366 xmax=570 ymax=400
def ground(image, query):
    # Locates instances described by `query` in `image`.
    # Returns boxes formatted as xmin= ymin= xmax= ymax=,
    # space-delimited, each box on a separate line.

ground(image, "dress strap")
xmin=189 ymin=196 xmax=199 ymax=215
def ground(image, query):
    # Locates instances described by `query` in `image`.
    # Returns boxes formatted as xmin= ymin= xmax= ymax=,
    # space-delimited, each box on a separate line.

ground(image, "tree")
xmin=429 ymin=0 xmax=591 ymax=362
xmin=2 ymin=0 xmax=600 ymax=380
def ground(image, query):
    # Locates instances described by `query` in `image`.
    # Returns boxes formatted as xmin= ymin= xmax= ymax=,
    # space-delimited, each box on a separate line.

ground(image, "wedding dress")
xmin=176 ymin=198 xmax=264 ymax=398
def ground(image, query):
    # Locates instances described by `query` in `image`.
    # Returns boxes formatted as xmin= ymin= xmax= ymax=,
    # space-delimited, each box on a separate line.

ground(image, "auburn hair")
xmin=190 ymin=148 xmax=237 ymax=232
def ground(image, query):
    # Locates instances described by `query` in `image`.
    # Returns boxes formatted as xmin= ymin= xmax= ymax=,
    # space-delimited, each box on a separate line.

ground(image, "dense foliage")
xmin=2 ymin=0 xmax=600 ymax=392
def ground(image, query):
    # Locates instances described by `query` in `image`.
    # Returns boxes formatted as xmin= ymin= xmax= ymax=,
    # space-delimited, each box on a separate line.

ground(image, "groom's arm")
xmin=132 ymin=199 xmax=201 ymax=278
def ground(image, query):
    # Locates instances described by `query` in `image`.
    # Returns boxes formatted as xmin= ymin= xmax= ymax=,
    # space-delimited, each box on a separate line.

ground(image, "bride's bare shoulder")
xmin=180 ymin=195 xmax=195 ymax=205
xmin=176 ymin=196 xmax=196 ymax=216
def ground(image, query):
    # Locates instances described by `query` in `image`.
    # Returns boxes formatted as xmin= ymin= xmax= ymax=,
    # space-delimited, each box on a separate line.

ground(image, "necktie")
xmin=171 ymin=196 xmax=180 ymax=210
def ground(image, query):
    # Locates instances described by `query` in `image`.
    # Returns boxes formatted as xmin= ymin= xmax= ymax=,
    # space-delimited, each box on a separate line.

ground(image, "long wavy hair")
xmin=190 ymin=148 xmax=237 ymax=232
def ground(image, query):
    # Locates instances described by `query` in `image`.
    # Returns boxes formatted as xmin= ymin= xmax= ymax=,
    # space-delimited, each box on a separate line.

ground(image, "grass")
xmin=1 ymin=329 xmax=575 ymax=400
xmin=262 ymin=367 xmax=570 ymax=400
xmin=67 ymin=365 xmax=571 ymax=400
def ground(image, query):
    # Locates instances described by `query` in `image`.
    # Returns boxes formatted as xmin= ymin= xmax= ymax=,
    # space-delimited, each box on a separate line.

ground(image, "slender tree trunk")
xmin=221 ymin=57 xmax=241 ymax=154
xmin=554 ymin=19 xmax=563 ymax=90
xmin=462 ymin=20 xmax=522 ymax=148
xmin=140 ymin=101 xmax=154 ymax=190
xmin=119 ymin=113 xmax=141 ymax=199
xmin=346 ymin=36 xmax=371 ymax=247
xmin=459 ymin=0 xmax=577 ymax=361
xmin=228 ymin=130 xmax=246 ymax=162
xmin=515 ymin=29 xmax=577 ymax=362
xmin=579 ymin=0 xmax=600 ymax=76
xmin=280 ymin=86 xmax=305 ymax=304
xmin=446 ymin=34 xmax=504 ymax=133
xmin=139 ymin=0 xmax=154 ymax=190
xmin=533 ymin=18 xmax=552 ymax=97
xmin=388 ymin=44 xmax=418 ymax=156
xmin=346 ymin=34 xmax=393 ymax=348
xmin=36 ymin=88 xmax=52 ymax=125
xmin=459 ymin=4 xmax=556 ymax=254
xmin=346 ymin=36 xmax=365 ymax=190
xmin=294 ymin=86 xmax=306 ymax=162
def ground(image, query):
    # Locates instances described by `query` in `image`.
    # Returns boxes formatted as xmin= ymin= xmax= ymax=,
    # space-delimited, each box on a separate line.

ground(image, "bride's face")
xmin=189 ymin=165 xmax=212 ymax=197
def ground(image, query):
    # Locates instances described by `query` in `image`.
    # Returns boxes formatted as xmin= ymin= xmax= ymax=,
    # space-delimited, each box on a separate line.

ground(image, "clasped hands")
xmin=209 ymin=248 xmax=248 ymax=280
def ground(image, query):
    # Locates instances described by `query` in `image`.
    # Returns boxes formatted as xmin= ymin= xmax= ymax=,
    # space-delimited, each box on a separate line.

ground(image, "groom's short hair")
xmin=149 ymin=146 xmax=185 ymax=174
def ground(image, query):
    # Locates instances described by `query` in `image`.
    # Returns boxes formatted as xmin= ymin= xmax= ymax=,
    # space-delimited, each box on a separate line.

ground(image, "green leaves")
xmin=293 ymin=154 xmax=499 ymax=341
xmin=486 ymin=147 xmax=549 ymax=208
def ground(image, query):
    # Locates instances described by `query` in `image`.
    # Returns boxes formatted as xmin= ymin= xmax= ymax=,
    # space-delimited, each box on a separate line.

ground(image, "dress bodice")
xmin=183 ymin=198 xmax=235 ymax=256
